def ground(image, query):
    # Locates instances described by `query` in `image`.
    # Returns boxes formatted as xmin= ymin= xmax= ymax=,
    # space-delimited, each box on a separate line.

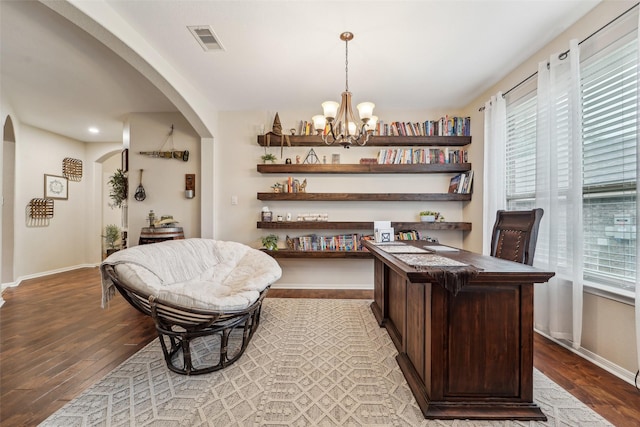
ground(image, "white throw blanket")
xmin=101 ymin=239 xmax=282 ymax=311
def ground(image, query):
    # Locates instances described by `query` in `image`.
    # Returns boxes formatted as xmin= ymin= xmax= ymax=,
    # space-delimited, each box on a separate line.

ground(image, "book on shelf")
xmin=448 ymin=170 xmax=474 ymax=194
xmin=448 ymin=175 xmax=462 ymax=193
xmin=371 ymin=116 xmax=470 ymax=137
xmin=396 ymin=230 xmax=420 ymax=240
xmin=286 ymin=233 xmax=363 ymax=251
xmin=376 ymin=148 xmax=467 ymax=165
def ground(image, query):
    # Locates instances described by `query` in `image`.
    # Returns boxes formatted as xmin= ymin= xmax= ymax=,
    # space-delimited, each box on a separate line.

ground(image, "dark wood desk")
xmin=364 ymin=241 xmax=555 ymax=420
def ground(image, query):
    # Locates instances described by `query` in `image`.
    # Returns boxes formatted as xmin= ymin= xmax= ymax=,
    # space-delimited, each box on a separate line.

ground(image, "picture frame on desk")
xmin=375 ymin=228 xmax=395 ymax=243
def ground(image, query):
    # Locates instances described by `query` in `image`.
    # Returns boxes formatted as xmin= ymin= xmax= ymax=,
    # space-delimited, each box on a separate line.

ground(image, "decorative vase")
xmin=420 ymin=215 xmax=436 ymax=222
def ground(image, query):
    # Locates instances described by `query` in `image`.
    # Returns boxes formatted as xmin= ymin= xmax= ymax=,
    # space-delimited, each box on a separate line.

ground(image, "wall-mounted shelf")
xmin=256 ymin=132 xmax=473 ymax=260
xmin=257 ymin=134 xmax=471 ymax=147
xmin=257 ymin=192 xmax=472 ymax=202
xmin=257 ymin=163 xmax=471 ymax=174
xmin=257 ymin=221 xmax=471 ymax=231
xmin=261 ymin=249 xmax=372 ymax=259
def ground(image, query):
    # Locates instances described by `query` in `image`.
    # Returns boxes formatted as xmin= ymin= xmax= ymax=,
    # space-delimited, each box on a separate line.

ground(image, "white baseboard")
xmin=1 ymin=264 xmax=99 ymax=294
xmin=535 ymin=329 xmax=636 ymax=386
xmin=271 ymin=283 xmax=374 ymax=291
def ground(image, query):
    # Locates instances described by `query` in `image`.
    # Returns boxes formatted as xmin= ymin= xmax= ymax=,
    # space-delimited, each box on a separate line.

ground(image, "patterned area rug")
xmin=41 ymin=299 xmax=611 ymax=426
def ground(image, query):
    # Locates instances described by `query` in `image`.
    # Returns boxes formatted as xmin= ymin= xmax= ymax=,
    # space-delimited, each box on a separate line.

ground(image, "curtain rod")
xmin=479 ymin=2 xmax=639 ymax=112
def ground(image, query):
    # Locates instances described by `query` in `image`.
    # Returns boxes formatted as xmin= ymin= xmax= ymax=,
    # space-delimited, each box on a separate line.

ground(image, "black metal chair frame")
xmin=101 ymin=264 xmax=268 ymax=375
xmin=490 ymin=208 xmax=543 ymax=266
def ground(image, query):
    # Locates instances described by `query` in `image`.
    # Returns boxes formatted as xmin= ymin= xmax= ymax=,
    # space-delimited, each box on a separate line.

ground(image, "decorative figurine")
xmin=303 ymin=148 xmax=320 ymax=164
xmin=264 ymin=113 xmax=290 ymax=157
xmin=271 ymin=183 xmax=284 ymax=193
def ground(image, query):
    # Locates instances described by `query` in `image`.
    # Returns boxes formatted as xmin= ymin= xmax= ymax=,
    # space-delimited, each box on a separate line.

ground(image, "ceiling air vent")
xmin=188 ymin=25 xmax=224 ymax=52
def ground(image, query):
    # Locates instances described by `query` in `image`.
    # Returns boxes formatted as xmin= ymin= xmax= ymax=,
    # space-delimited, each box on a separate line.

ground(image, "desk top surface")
xmin=363 ymin=240 xmax=555 ymax=284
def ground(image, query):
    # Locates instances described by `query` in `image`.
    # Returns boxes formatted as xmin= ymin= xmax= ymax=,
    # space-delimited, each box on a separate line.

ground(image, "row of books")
xmin=296 ymin=116 xmax=470 ymax=137
xmin=377 ymin=148 xmax=468 ymax=165
xmin=375 ymin=116 xmax=470 ymax=137
xmin=284 ymin=233 xmax=440 ymax=251
xmin=448 ymin=171 xmax=474 ymax=194
xmin=286 ymin=233 xmax=363 ymax=251
xmin=396 ymin=230 xmax=421 ymax=240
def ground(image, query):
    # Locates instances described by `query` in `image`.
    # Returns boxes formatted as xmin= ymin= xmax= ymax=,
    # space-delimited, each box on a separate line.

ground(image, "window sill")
xmin=583 ymin=280 xmax=635 ymax=306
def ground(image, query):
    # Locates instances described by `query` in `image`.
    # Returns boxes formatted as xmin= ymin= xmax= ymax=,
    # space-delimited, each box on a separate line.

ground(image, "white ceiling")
xmin=1 ymin=0 xmax=601 ymax=143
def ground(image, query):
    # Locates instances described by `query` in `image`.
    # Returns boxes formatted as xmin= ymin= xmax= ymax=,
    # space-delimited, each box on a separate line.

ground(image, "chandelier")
xmin=312 ymin=32 xmax=377 ymax=148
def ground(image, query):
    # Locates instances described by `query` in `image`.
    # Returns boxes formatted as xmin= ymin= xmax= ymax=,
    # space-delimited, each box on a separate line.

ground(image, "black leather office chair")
xmin=490 ymin=208 xmax=543 ymax=266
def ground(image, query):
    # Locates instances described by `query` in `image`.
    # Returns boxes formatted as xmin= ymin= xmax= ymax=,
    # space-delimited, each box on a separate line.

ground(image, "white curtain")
xmin=534 ymin=39 xmax=584 ymax=348
xmin=482 ymin=93 xmax=506 ymax=256
xmin=636 ymin=9 xmax=640 ymax=379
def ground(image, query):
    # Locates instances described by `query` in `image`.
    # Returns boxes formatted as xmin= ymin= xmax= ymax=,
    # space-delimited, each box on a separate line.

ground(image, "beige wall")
xmin=126 ymin=112 xmax=201 ymax=246
xmin=215 ymin=108 xmax=468 ymax=288
xmin=461 ymin=0 xmax=638 ymax=378
xmin=14 ymin=125 xmax=89 ymax=276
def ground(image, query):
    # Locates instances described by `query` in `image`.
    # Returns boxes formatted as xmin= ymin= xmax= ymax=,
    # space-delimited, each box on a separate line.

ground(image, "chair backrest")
xmin=490 ymin=208 xmax=543 ymax=266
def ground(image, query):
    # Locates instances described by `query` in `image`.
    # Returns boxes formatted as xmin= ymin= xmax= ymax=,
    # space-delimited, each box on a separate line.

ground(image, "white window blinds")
xmin=581 ymin=32 xmax=637 ymax=288
xmin=582 ymin=35 xmax=637 ymax=190
xmin=506 ymin=82 xmax=537 ymax=210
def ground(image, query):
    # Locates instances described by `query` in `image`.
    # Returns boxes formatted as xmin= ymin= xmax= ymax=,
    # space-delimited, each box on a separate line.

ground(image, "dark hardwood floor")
xmin=1 ymin=267 xmax=638 ymax=426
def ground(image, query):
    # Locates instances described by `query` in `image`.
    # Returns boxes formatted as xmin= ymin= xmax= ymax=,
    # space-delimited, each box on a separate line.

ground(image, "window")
xmin=505 ymin=13 xmax=638 ymax=296
xmin=505 ymin=84 xmax=537 ymax=212
xmin=581 ymin=33 xmax=637 ymax=293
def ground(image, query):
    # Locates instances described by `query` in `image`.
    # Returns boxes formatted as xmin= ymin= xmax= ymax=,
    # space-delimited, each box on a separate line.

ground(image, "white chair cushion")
xmin=103 ymin=238 xmax=282 ymax=311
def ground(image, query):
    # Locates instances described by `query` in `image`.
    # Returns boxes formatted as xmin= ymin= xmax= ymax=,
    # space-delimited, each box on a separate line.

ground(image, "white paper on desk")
xmin=374 ymin=220 xmax=391 ymax=231
xmin=423 ymin=245 xmax=459 ymax=252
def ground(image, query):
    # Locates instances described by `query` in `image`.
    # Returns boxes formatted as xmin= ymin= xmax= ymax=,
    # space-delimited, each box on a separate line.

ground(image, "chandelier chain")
xmin=345 ymin=37 xmax=349 ymax=92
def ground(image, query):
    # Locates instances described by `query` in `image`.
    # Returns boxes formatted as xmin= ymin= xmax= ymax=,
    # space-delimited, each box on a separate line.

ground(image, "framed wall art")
xmin=44 ymin=174 xmax=68 ymax=200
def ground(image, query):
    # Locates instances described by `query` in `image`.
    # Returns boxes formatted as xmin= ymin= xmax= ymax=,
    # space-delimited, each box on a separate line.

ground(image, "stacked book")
xmin=396 ymin=230 xmax=420 ymax=240
xmin=375 ymin=116 xmax=470 ymax=137
xmin=448 ymin=171 xmax=474 ymax=194
xmin=287 ymin=234 xmax=362 ymax=251
xmin=377 ymin=148 xmax=468 ymax=164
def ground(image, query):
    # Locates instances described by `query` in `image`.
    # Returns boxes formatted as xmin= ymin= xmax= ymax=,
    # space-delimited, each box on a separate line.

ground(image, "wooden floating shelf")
xmin=261 ymin=249 xmax=372 ymax=259
xmin=257 ymin=192 xmax=472 ymax=202
xmin=257 ymin=221 xmax=471 ymax=231
xmin=257 ymin=135 xmax=471 ymax=147
xmin=257 ymin=163 xmax=471 ymax=174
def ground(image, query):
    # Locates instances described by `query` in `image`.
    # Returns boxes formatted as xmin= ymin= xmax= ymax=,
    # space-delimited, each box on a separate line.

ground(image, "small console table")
xmin=363 ymin=241 xmax=555 ymax=420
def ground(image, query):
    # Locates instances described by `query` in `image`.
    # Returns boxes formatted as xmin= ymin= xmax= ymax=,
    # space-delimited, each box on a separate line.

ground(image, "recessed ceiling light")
xmin=88 ymin=127 xmax=100 ymax=134
xmin=188 ymin=25 xmax=224 ymax=52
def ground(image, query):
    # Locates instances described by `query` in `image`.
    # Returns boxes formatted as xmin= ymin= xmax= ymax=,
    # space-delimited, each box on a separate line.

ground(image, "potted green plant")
xmin=261 ymin=153 xmax=277 ymax=163
xmin=103 ymin=224 xmax=121 ymax=256
xmin=261 ymin=234 xmax=279 ymax=250
xmin=107 ymin=168 xmax=128 ymax=209
xmin=419 ymin=210 xmax=440 ymax=222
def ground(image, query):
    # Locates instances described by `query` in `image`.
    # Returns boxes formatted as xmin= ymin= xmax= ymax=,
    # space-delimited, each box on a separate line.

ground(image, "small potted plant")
xmin=261 ymin=153 xmax=278 ymax=163
xmin=420 ymin=210 xmax=440 ymax=222
xmin=103 ymin=224 xmax=121 ymax=256
xmin=261 ymin=234 xmax=279 ymax=250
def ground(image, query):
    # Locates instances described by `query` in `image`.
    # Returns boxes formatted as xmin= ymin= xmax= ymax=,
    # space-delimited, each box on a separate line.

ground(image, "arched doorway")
xmin=3 ymin=116 xmax=16 ymax=285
